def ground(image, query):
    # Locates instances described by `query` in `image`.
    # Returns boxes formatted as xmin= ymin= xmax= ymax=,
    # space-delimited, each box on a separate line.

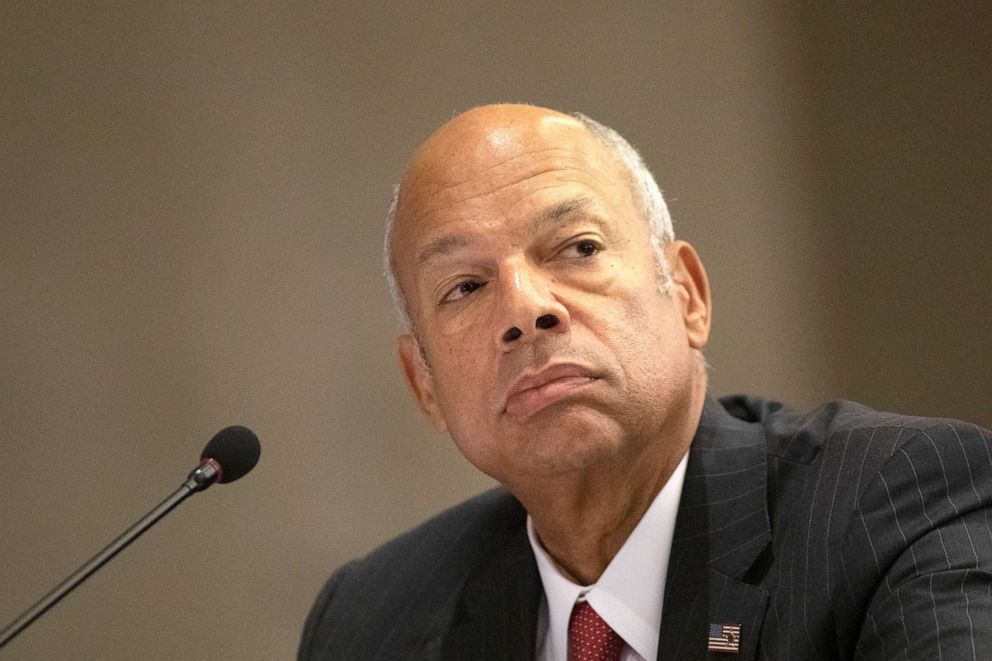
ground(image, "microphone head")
xmin=200 ymin=426 xmax=261 ymax=484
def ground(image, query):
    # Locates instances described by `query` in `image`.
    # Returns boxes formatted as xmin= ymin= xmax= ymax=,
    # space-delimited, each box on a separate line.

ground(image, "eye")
xmin=441 ymin=279 xmax=485 ymax=303
xmin=562 ymin=238 xmax=602 ymax=258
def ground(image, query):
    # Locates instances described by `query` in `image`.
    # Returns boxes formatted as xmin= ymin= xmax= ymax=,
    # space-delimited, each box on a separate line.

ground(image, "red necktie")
xmin=568 ymin=601 xmax=624 ymax=661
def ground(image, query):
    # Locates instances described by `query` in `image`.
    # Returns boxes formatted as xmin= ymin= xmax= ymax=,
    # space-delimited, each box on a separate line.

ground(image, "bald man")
xmin=299 ymin=105 xmax=992 ymax=660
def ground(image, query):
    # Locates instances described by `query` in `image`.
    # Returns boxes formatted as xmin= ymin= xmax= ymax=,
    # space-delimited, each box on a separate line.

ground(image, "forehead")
xmin=392 ymin=112 xmax=632 ymax=260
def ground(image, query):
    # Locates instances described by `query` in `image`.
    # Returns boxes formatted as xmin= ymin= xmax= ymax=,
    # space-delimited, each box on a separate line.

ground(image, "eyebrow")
xmin=415 ymin=196 xmax=594 ymax=267
xmin=416 ymin=235 xmax=471 ymax=266
xmin=533 ymin=196 xmax=593 ymax=232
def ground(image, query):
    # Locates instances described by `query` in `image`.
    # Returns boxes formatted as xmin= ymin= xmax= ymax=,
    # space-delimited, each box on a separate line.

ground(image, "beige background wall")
xmin=2 ymin=3 xmax=988 ymax=659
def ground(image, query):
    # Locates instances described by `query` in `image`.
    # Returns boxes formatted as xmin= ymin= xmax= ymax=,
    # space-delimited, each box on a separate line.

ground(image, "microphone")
xmin=0 ymin=426 xmax=261 ymax=649
xmin=190 ymin=425 xmax=262 ymax=490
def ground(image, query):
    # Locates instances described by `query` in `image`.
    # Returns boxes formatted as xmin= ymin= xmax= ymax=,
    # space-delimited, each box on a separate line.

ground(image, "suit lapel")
xmin=438 ymin=397 xmax=772 ymax=660
xmin=438 ymin=515 xmax=541 ymax=660
xmin=659 ymin=396 xmax=772 ymax=660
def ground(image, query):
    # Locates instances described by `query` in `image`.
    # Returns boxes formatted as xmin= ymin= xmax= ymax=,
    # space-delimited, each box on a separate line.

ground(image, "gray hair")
xmin=383 ymin=111 xmax=675 ymax=332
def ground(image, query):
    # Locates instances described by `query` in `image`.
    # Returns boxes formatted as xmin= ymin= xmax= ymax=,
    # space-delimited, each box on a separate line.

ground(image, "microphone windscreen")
xmin=201 ymin=426 xmax=261 ymax=483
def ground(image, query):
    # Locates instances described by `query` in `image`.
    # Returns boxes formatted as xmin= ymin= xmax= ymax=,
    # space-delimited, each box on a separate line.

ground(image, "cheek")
xmin=606 ymin=291 xmax=690 ymax=379
xmin=430 ymin=344 xmax=497 ymax=418
xmin=436 ymin=308 xmax=485 ymax=338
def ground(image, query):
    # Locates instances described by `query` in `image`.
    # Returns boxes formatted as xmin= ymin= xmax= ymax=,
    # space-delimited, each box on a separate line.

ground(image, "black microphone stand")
xmin=0 ymin=461 xmax=221 ymax=649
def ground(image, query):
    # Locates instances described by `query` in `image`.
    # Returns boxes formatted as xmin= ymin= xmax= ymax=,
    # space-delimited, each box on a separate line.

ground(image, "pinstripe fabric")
xmin=299 ymin=396 xmax=992 ymax=660
xmin=298 ymin=489 xmax=540 ymax=660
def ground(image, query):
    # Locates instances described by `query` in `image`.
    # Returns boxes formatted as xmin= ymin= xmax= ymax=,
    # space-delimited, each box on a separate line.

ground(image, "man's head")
xmin=385 ymin=104 xmax=711 ymax=495
xmin=385 ymin=110 xmax=676 ymax=332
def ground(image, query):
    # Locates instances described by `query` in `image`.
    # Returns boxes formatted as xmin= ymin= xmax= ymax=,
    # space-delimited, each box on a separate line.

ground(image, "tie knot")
xmin=568 ymin=601 xmax=624 ymax=661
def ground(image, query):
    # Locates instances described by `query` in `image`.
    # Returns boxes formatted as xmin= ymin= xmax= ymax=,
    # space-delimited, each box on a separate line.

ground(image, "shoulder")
xmin=331 ymin=487 xmax=525 ymax=587
xmin=721 ymin=393 xmax=989 ymax=469
xmin=298 ymin=488 xmax=525 ymax=659
xmin=720 ymin=394 xmax=992 ymax=547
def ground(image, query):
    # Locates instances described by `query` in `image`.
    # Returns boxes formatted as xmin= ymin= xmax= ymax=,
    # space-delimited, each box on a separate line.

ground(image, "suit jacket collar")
xmin=441 ymin=395 xmax=771 ymax=660
xmin=436 ymin=516 xmax=541 ymax=660
xmin=659 ymin=395 xmax=771 ymax=659
xmin=673 ymin=395 xmax=770 ymax=577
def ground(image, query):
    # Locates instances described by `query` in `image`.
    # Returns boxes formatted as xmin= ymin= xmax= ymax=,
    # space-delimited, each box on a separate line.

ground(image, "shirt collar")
xmin=526 ymin=450 xmax=689 ymax=661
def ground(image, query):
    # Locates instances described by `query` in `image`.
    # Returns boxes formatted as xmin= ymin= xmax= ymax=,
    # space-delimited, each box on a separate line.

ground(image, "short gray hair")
xmin=383 ymin=110 xmax=675 ymax=331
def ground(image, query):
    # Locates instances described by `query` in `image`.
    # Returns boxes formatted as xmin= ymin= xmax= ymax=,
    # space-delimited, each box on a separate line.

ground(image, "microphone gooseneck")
xmin=0 ymin=426 xmax=261 ymax=650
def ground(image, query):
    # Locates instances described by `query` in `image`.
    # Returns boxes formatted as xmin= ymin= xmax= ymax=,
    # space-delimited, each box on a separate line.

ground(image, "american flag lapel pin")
xmin=708 ymin=623 xmax=741 ymax=653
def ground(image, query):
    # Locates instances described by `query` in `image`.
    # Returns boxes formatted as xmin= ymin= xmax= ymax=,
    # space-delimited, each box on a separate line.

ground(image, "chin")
xmin=452 ymin=405 xmax=625 ymax=482
xmin=517 ymin=408 xmax=624 ymax=471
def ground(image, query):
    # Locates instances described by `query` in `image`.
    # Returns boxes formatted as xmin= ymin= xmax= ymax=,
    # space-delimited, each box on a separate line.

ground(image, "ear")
xmin=397 ymin=334 xmax=447 ymax=432
xmin=665 ymin=240 xmax=712 ymax=350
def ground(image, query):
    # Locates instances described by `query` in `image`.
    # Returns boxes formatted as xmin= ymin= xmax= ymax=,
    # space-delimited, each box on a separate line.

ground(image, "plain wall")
xmin=2 ymin=3 xmax=988 ymax=659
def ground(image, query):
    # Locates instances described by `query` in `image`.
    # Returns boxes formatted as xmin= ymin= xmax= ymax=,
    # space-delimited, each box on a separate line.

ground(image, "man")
xmin=299 ymin=104 xmax=992 ymax=660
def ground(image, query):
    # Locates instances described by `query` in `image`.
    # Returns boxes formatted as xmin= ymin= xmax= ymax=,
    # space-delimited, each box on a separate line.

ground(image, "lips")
xmin=504 ymin=364 xmax=598 ymax=418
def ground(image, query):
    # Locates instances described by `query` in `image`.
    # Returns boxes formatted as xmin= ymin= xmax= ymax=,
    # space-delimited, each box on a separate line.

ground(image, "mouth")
xmin=504 ymin=364 xmax=599 ymax=419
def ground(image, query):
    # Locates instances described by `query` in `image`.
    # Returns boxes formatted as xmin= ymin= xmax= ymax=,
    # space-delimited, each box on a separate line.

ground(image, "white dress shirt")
xmin=526 ymin=451 xmax=689 ymax=661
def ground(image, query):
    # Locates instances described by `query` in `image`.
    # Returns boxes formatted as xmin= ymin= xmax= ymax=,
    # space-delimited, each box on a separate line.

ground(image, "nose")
xmin=496 ymin=261 xmax=570 ymax=351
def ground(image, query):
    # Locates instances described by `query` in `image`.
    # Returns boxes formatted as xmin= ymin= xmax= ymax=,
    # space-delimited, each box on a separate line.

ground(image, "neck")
xmin=515 ymin=386 xmax=705 ymax=585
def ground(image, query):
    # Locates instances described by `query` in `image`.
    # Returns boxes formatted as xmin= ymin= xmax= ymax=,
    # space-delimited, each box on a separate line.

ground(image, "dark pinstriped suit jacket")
xmin=299 ymin=396 xmax=992 ymax=659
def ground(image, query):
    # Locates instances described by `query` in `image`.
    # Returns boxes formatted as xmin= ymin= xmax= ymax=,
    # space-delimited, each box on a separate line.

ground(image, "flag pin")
xmin=708 ymin=622 xmax=741 ymax=653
